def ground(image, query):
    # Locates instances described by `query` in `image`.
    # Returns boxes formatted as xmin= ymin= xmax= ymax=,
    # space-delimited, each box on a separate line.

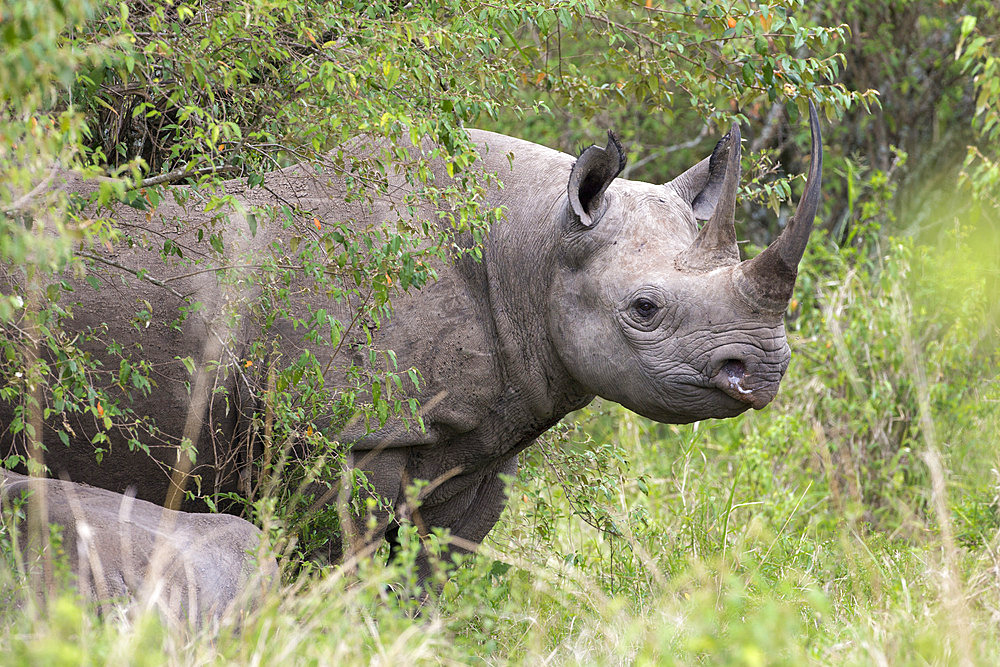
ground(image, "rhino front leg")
xmin=405 ymin=456 xmax=517 ymax=584
xmin=331 ymin=448 xmax=409 ymax=566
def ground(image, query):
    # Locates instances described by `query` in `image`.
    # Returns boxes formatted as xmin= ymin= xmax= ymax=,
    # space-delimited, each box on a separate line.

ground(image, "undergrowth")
xmin=1 ymin=200 xmax=999 ymax=665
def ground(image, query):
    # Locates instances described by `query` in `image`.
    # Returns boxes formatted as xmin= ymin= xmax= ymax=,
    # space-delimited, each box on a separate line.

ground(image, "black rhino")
xmin=1 ymin=103 xmax=821 ymax=579
xmin=1 ymin=470 xmax=275 ymax=625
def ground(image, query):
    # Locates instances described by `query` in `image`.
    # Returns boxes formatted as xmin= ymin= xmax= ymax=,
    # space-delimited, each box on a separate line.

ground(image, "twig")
xmin=3 ymin=165 xmax=60 ymax=215
xmin=137 ymin=165 xmax=240 ymax=189
xmin=78 ymin=251 xmax=189 ymax=302
xmin=621 ymin=124 xmax=712 ymax=178
xmin=750 ymin=102 xmax=785 ymax=152
xmin=76 ymin=250 xmax=255 ymax=396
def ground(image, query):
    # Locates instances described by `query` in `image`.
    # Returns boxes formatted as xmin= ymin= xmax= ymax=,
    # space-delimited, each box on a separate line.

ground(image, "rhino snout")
xmin=708 ymin=356 xmax=784 ymax=410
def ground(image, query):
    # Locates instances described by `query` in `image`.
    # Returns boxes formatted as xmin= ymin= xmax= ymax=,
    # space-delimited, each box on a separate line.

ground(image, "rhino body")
xmin=1 ymin=470 xmax=275 ymax=624
xmin=1 ymin=105 xmax=822 ymax=572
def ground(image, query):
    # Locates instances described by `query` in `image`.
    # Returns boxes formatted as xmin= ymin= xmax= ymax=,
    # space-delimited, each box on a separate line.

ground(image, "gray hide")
xmin=0 ymin=470 xmax=276 ymax=625
xmin=0 ymin=103 xmax=822 ymax=576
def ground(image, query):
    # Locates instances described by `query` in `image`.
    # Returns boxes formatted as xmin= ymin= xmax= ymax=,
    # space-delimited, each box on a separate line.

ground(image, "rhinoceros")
xmin=1 ymin=469 xmax=276 ymax=624
xmin=1 ymin=102 xmax=821 ymax=578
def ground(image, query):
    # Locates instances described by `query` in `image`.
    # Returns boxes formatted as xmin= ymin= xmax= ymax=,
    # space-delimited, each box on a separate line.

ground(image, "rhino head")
xmin=548 ymin=102 xmax=822 ymax=423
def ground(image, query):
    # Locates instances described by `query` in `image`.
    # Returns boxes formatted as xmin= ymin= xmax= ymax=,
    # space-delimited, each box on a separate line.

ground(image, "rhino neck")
xmin=473 ymin=131 xmax=595 ymax=421
xmin=485 ymin=238 xmax=594 ymax=421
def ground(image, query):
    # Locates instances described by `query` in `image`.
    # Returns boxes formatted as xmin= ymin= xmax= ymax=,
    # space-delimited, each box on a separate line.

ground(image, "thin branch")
xmin=78 ymin=251 xmax=189 ymax=302
xmin=750 ymin=102 xmax=785 ymax=152
xmin=77 ymin=250 xmax=254 ymax=395
xmin=584 ymin=11 xmax=730 ymax=83
xmin=162 ymin=263 xmax=267 ymax=284
xmin=137 ymin=165 xmax=240 ymax=189
xmin=3 ymin=165 xmax=60 ymax=215
xmin=621 ymin=124 xmax=712 ymax=179
xmin=100 ymin=80 xmax=177 ymax=97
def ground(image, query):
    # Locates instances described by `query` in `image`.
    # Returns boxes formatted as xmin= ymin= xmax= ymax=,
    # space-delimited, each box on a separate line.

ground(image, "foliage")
xmin=2 ymin=0 xmax=1000 ymax=663
xmin=490 ymin=1 xmax=1000 ymax=245
xmin=1 ymin=215 xmax=999 ymax=661
xmin=808 ymin=0 xmax=1000 ymax=237
xmin=956 ymin=5 xmax=1000 ymax=209
xmin=0 ymin=0 xmax=873 ymax=556
xmin=489 ymin=1 xmax=879 ymax=246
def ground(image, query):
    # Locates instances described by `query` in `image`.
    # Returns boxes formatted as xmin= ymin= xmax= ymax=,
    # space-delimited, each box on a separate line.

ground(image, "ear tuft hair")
xmin=606 ymin=130 xmax=627 ymax=174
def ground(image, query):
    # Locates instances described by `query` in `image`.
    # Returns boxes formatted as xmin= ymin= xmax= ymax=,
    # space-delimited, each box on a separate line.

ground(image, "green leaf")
xmin=121 ymin=191 xmax=147 ymax=210
xmin=177 ymin=356 xmax=196 ymax=375
xmin=209 ymin=232 xmax=225 ymax=254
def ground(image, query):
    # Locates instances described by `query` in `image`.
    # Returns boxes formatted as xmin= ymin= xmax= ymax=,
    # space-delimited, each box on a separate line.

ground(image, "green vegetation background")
xmin=1 ymin=0 xmax=999 ymax=663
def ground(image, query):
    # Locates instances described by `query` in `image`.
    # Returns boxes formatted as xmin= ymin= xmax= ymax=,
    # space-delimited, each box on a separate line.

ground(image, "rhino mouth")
xmin=710 ymin=359 xmax=779 ymax=410
xmin=626 ymin=369 xmax=752 ymax=424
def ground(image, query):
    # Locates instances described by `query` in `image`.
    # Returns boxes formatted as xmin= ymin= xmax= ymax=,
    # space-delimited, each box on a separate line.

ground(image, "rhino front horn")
xmin=735 ymin=100 xmax=823 ymax=312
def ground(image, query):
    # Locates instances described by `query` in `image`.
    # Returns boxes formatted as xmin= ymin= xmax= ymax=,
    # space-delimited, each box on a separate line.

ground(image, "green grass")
xmin=2 ymin=217 xmax=999 ymax=664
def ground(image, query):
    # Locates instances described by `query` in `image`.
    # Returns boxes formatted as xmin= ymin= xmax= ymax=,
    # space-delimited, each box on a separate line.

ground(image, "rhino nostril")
xmin=711 ymin=357 xmax=781 ymax=409
xmin=721 ymin=359 xmax=746 ymax=381
xmin=716 ymin=359 xmax=754 ymax=398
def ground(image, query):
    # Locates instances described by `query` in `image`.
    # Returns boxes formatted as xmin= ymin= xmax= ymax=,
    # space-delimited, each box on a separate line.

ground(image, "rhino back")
xmin=1 ymin=132 xmax=538 ymax=508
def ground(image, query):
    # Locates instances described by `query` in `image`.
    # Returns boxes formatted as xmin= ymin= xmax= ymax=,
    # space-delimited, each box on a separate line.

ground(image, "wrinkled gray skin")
xmin=1 ymin=104 xmax=822 ymax=579
xmin=1 ymin=470 xmax=275 ymax=625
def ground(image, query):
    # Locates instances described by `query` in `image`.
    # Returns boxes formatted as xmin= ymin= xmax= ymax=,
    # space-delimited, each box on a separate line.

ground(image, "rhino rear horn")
xmin=736 ymin=100 xmax=823 ymax=312
xmin=673 ymin=123 xmax=742 ymax=271
xmin=568 ymin=131 xmax=627 ymax=227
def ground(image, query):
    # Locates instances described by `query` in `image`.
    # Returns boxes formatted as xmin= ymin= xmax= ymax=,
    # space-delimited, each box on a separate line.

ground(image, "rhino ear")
xmin=666 ymin=129 xmax=738 ymax=221
xmin=568 ymin=131 xmax=627 ymax=227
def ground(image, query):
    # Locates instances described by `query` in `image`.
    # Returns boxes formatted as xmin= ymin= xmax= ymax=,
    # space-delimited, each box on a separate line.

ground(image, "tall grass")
xmin=1 ymin=201 xmax=998 ymax=664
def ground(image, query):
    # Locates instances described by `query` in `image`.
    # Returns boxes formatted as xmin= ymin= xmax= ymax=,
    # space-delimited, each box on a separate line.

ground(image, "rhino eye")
xmin=632 ymin=298 xmax=659 ymax=320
